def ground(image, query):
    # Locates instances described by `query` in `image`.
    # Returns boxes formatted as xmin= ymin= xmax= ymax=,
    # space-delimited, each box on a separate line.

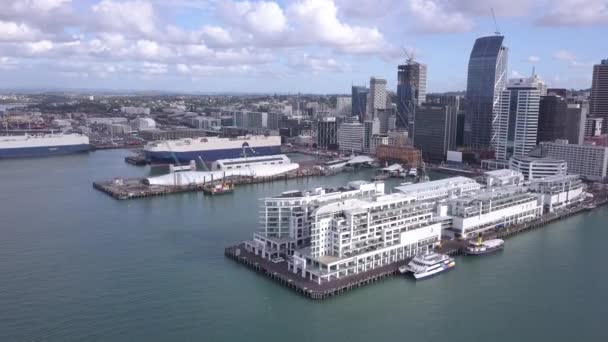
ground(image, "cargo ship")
xmin=143 ymin=135 xmax=281 ymax=163
xmin=0 ymin=133 xmax=90 ymax=158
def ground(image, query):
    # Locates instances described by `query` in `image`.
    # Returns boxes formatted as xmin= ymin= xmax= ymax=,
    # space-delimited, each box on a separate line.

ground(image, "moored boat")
xmin=399 ymin=252 xmax=455 ymax=280
xmin=464 ymin=238 xmax=504 ymax=256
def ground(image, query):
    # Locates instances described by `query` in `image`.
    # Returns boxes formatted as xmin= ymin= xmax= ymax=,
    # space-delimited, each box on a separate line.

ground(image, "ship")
xmin=464 ymin=238 xmax=504 ymax=256
xmin=0 ymin=133 xmax=90 ymax=158
xmin=399 ymin=252 xmax=456 ymax=280
xmin=143 ymin=135 xmax=281 ymax=163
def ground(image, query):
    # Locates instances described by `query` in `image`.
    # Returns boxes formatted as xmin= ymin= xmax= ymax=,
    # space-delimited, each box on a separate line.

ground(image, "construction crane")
xmin=491 ymin=8 xmax=501 ymax=35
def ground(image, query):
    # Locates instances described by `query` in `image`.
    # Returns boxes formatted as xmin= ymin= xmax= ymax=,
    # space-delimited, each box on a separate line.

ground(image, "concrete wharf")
xmin=225 ymin=192 xmax=608 ymax=300
xmin=93 ymin=168 xmax=325 ymax=200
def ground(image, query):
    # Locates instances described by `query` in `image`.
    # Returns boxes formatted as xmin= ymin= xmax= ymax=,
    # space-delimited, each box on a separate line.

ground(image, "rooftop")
xmin=395 ymin=176 xmax=477 ymax=194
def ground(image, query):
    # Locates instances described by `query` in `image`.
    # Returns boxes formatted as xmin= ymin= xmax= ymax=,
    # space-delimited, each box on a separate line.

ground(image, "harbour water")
xmin=1 ymin=150 xmax=607 ymax=341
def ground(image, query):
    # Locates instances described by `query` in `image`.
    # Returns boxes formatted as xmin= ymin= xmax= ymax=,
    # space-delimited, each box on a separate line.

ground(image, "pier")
xmin=93 ymin=168 xmax=325 ymax=200
xmin=225 ymin=191 xmax=608 ymax=300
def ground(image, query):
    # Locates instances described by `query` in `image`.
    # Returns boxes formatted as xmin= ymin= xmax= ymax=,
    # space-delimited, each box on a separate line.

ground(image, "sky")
xmin=0 ymin=0 xmax=606 ymax=94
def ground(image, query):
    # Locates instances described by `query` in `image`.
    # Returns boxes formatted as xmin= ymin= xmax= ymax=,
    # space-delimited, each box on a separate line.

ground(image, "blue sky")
xmin=0 ymin=0 xmax=606 ymax=93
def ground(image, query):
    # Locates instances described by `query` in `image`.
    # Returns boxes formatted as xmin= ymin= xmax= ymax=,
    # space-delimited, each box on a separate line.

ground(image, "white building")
xmin=528 ymin=175 xmax=586 ymax=212
xmin=121 ymin=106 xmax=150 ymax=115
xmin=493 ymin=75 xmax=545 ymax=161
xmin=509 ymin=155 xmax=568 ymax=180
xmin=290 ymin=192 xmax=441 ymax=284
xmin=132 ymin=117 xmax=156 ymax=131
xmin=449 ymin=186 xmax=543 ymax=238
xmin=367 ymin=77 xmax=387 ymax=121
xmin=395 ymin=176 xmax=482 ymax=202
xmin=187 ymin=117 xmax=221 ymax=130
xmin=484 ymin=169 xmax=525 ymax=187
xmin=211 ymin=154 xmax=291 ymax=171
xmin=538 ymin=140 xmax=608 ymax=181
xmin=337 ymin=122 xmax=364 ymax=154
xmin=245 ymin=181 xmax=385 ymax=259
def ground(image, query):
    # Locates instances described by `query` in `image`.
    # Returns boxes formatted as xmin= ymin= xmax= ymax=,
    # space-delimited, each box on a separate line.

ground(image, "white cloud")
xmin=219 ymin=1 xmax=287 ymax=35
xmin=0 ymin=21 xmax=42 ymax=42
xmin=92 ymin=0 xmax=157 ymax=36
xmin=406 ymin=0 xmax=473 ymax=33
xmin=538 ymin=0 xmax=608 ymax=26
xmin=552 ymin=49 xmax=592 ymax=68
xmin=288 ymin=54 xmax=344 ymax=73
xmin=287 ymin=0 xmax=392 ymax=54
xmin=527 ymin=55 xmax=540 ymax=63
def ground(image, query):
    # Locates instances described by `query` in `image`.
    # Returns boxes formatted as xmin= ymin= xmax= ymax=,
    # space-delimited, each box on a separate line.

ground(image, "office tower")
xmin=367 ymin=77 xmax=387 ymax=122
xmin=494 ymin=74 xmax=545 ymax=161
xmin=547 ymin=88 xmax=568 ymax=98
xmin=375 ymin=108 xmax=396 ymax=135
xmin=565 ymin=103 xmax=588 ymax=145
xmin=426 ymin=94 xmax=462 ymax=110
xmin=337 ymin=122 xmax=365 ymax=154
xmin=413 ymin=104 xmax=458 ymax=162
xmin=397 ymin=62 xmax=427 ymax=129
xmin=464 ymin=35 xmax=508 ymax=148
xmin=586 ymin=117 xmax=604 ymax=137
xmin=362 ymin=120 xmax=378 ymax=153
xmin=538 ymin=95 xmax=568 ymax=143
xmin=351 ymin=86 xmax=368 ymax=121
xmin=316 ymin=117 xmax=338 ymax=149
xmin=590 ymin=59 xmax=608 ymax=133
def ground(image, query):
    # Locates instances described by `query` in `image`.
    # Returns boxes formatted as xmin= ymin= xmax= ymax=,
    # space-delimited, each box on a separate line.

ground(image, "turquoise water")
xmin=1 ymin=150 xmax=607 ymax=341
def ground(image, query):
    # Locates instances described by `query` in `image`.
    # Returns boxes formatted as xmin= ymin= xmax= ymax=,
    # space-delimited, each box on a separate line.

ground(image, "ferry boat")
xmin=0 ymin=133 xmax=90 ymax=158
xmin=143 ymin=135 xmax=281 ymax=163
xmin=408 ymin=168 xmax=418 ymax=177
xmin=399 ymin=252 xmax=455 ymax=280
xmin=464 ymin=238 xmax=504 ymax=256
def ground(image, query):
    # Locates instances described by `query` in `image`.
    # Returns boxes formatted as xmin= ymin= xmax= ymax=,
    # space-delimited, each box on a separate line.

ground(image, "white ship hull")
xmin=0 ymin=134 xmax=90 ymax=158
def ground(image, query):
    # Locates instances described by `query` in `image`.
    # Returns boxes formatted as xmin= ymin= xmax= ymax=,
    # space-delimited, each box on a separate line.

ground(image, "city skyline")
xmin=0 ymin=0 xmax=606 ymax=93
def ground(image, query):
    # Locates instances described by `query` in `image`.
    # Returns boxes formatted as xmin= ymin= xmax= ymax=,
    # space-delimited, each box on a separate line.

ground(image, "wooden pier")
xmin=225 ymin=193 xmax=608 ymax=300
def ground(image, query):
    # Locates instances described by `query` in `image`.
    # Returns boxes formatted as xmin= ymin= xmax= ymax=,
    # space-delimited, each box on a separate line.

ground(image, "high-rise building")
xmin=538 ymin=139 xmax=608 ymax=181
xmin=493 ymin=75 xmax=545 ymax=161
xmin=590 ymin=59 xmax=608 ymax=133
xmin=367 ymin=77 xmax=387 ymax=122
xmin=351 ymin=86 xmax=368 ymax=121
xmin=396 ymin=62 xmax=427 ymax=129
xmin=375 ymin=108 xmax=396 ymax=135
xmin=337 ymin=122 xmax=365 ymax=154
xmin=413 ymin=104 xmax=458 ymax=162
xmin=565 ymin=103 xmax=588 ymax=145
xmin=464 ymin=35 xmax=508 ymax=148
xmin=538 ymin=95 xmax=568 ymax=143
xmin=586 ymin=117 xmax=604 ymax=137
xmin=316 ymin=117 xmax=338 ymax=149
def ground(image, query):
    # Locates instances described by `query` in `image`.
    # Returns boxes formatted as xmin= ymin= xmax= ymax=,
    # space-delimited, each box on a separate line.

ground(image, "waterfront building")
xmin=494 ymin=75 xmax=545 ymax=161
xmin=590 ymin=59 xmax=608 ymax=133
xmin=132 ymin=117 xmax=157 ymax=131
xmin=397 ymin=62 xmax=427 ymax=129
xmin=464 ymin=35 xmax=508 ymax=148
xmin=316 ymin=117 xmax=338 ymax=149
xmin=537 ymin=140 xmax=608 ymax=181
xmin=351 ymin=86 xmax=369 ymax=121
xmin=187 ymin=117 xmax=220 ymax=130
xmin=413 ymin=104 xmax=458 ymax=162
xmin=367 ymin=77 xmax=387 ymax=122
xmin=245 ymin=181 xmax=385 ymax=259
xmin=337 ymin=122 xmax=364 ymax=154
xmin=375 ymin=145 xmax=421 ymax=166
xmin=289 ymin=192 xmax=442 ymax=284
xmin=448 ymin=186 xmax=543 ymax=238
xmin=484 ymin=169 xmax=525 ymax=188
xmin=508 ymin=155 xmax=567 ymax=180
xmin=395 ymin=176 xmax=482 ymax=202
xmin=528 ymin=175 xmax=585 ymax=212
xmin=370 ymin=135 xmax=390 ymax=155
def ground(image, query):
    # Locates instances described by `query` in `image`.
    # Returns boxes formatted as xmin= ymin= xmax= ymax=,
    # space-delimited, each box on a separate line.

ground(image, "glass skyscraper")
xmin=396 ymin=62 xmax=427 ymax=130
xmin=351 ymin=86 xmax=369 ymax=122
xmin=464 ymin=35 xmax=508 ymax=148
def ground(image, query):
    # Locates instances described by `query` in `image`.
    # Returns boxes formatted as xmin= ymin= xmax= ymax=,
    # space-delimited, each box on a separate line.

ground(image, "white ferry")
xmin=408 ymin=168 xmax=418 ymax=177
xmin=464 ymin=238 xmax=504 ymax=256
xmin=399 ymin=252 xmax=455 ymax=280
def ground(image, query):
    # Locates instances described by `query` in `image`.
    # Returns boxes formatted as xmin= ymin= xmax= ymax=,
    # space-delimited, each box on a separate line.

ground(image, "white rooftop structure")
xmin=395 ymin=176 xmax=481 ymax=202
xmin=484 ymin=169 xmax=525 ymax=187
